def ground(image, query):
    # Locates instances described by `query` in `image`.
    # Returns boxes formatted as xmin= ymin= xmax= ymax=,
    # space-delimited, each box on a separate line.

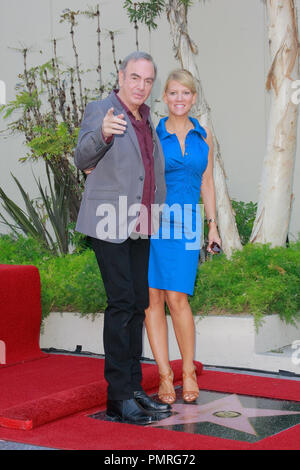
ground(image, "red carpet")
xmin=0 ymin=264 xmax=47 ymax=367
xmin=0 ymin=356 xmax=190 ymax=431
xmin=0 ymin=356 xmax=299 ymax=450
xmin=0 ymin=380 xmax=106 ymax=430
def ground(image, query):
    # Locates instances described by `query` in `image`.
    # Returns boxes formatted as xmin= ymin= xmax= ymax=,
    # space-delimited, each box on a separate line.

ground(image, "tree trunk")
xmin=166 ymin=0 xmax=242 ymax=257
xmin=250 ymin=0 xmax=299 ymax=246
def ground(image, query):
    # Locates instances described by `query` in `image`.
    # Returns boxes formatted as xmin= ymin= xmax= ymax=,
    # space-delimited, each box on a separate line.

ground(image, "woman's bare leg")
xmin=165 ymin=290 xmax=199 ymax=401
xmin=145 ymin=288 xmax=175 ymax=402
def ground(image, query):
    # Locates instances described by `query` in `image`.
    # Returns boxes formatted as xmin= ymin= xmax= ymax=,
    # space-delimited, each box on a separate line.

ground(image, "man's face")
xmin=118 ymin=59 xmax=155 ymax=110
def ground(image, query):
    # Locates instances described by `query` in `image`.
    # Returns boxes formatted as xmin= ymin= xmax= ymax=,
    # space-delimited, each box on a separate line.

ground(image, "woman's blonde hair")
xmin=164 ymin=69 xmax=197 ymax=94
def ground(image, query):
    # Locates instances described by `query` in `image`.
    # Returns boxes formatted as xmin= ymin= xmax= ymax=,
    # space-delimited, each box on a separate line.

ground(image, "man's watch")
xmin=208 ymin=218 xmax=216 ymax=224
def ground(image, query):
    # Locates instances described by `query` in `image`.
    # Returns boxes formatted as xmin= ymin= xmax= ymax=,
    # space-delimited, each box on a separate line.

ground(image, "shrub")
xmin=191 ymin=241 xmax=300 ymax=328
xmin=0 ymin=235 xmax=105 ymax=319
xmin=231 ymin=200 xmax=257 ymax=245
xmin=1 ymin=235 xmax=300 ymax=328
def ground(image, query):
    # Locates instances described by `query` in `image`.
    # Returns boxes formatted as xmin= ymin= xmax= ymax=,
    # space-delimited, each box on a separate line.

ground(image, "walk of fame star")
xmin=89 ymin=389 xmax=300 ymax=443
xmin=147 ymin=392 xmax=300 ymax=441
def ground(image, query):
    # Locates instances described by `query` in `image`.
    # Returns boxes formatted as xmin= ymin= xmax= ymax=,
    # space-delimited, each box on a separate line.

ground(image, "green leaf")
xmin=123 ymin=0 xmax=165 ymax=29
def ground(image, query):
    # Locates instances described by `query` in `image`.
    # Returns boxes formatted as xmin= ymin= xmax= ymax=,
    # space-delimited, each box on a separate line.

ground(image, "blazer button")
xmin=139 ymin=176 xmax=144 ymax=181
xmin=137 ymin=195 xmax=142 ymax=200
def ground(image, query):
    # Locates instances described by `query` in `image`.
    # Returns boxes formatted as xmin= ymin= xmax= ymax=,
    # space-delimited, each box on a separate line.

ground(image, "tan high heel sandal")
xmin=158 ymin=369 xmax=176 ymax=404
xmin=182 ymin=366 xmax=199 ymax=403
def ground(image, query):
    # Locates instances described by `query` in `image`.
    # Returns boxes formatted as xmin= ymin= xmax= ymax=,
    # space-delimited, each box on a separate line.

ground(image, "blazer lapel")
xmin=124 ymin=117 xmax=143 ymax=159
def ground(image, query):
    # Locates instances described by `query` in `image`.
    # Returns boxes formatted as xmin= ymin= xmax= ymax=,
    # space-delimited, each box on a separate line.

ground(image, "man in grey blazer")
xmin=74 ymin=52 xmax=168 ymax=425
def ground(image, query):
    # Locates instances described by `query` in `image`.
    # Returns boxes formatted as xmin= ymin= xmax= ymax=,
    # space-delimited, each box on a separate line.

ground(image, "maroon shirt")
xmin=115 ymin=92 xmax=155 ymax=235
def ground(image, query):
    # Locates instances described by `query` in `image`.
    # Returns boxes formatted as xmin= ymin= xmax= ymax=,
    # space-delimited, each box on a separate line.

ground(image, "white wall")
xmin=0 ymin=0 xmax=299 ymax=239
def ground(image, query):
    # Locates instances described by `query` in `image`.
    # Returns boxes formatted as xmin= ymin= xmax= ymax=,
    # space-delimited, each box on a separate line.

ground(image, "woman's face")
xmin=163 ymin=80 xmax=196 ymax=117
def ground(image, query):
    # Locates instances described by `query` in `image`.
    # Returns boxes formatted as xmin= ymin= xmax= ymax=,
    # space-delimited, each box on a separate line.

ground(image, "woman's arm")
xmin=200 ymin=126 xmax=222 ymax=253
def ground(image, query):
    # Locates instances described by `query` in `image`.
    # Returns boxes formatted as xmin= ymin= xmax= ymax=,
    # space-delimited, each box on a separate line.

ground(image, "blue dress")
xmin=148 ymin=116 xmax=209 ymax=295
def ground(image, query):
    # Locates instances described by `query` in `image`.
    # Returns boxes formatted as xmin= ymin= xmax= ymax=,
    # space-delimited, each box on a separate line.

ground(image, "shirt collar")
xmin=157 ymin=116 xmax=207 ymax=139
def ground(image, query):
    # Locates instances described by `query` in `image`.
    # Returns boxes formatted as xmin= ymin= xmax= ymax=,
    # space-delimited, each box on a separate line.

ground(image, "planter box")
xmin=40 ymin=312 xmax=300 ymax=374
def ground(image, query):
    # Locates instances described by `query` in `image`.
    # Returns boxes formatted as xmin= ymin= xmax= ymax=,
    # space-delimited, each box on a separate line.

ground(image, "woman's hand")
xmin=207 ymin=224 xmax=222 ymax=254
xmin=83 ymin=167 xmax=95 ymax=175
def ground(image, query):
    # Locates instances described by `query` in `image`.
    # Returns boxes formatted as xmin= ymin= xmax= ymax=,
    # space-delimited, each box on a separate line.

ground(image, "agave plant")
xmin=0 ymin=163 xmax=71 ymax=255
xmin=35 ymin=164 xmax=70 ymax=255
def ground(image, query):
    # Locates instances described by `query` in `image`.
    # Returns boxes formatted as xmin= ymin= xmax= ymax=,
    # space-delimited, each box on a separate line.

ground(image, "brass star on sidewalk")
xmin=149 ymin=394 xmax=300 ymax=436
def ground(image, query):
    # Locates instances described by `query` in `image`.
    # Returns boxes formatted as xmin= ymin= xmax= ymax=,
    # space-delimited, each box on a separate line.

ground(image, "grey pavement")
xmin=0 ymin=439 xmax=57 ymax=450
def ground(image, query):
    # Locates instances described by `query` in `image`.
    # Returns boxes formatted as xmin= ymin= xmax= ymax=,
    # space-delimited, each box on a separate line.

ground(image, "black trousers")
xmin=91 ymin=236 xmax=150 ymax=400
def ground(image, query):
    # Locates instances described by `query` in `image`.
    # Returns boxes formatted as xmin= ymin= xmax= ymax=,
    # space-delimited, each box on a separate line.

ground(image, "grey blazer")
xmin=74 ymin=91 xmax=166 ymax=242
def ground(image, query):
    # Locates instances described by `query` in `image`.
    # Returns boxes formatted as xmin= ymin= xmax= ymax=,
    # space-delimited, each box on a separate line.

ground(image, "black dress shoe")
xmin=106 ymin=399 xmax=154 ymax=425
xmin=134 ymin=390 xmax=172 ymax=413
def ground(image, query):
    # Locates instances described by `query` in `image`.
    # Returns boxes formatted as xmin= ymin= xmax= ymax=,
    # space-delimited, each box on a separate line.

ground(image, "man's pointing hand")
xmin=102 ymin=107 xmax=127 ymax=140
xmin=84 ymin=108 xmax=127 ymax=175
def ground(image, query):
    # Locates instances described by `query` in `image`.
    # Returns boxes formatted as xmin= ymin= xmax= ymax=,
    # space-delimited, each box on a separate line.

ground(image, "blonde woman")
xmin=146 ymin=69 xmax=221 ymax=404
